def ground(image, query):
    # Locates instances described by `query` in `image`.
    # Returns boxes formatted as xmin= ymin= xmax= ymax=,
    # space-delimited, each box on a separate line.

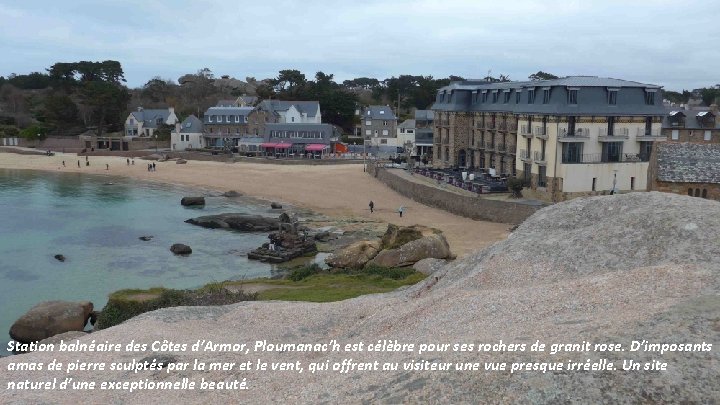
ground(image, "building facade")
xmin=432 ymin=77 xmax=665 ymax=201
xmin=361 ymin=106 xmax=398 ymax=147
xmin=647 ymin=142 xmax=720 ymax=200
xmin=124 ymin=107 xmax=179 ymax=137
xmin=202 ymin=106 xmax=254 ymax=148
xmin=171 ymin=115 xmax=204 ymax=151
xmin=662 ymin=106 xmax=719 ymax=143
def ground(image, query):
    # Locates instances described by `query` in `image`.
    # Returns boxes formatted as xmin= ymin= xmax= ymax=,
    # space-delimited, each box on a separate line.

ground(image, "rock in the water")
xmin=181 ymin=197 xmax=205 ymax=206
xmin=270 ymin=202 xmax=283 ymax=209
xmin=170 ymin=243 xmax=192 ymax=255
xmin=369 ymin=234 xmax=451 ymax=268
xmin=54 ymin=254 xmax=66 ymax=262
xmin=139 ymin=236 xmax=153 ymax=241
xmin=185 ymin=213 xmax=279 ymax=232
xmin=247 ymin=231 xmax=317 ymax=263
xmin=326 ymin=240 xmax=381 ymax=269
xmin=223 ymin=190 xmax=242 ymax=197
xmin=413 ymin=258 xmax=448 ymax=275
xmin=9 ymin=301 xmax=94 ymax=344
xmin=176 ymin=159 xmax=187 ymax=164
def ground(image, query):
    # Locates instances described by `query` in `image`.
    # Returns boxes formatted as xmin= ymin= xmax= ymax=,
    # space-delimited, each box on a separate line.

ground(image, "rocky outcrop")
xmin=176 ymin=159 xmax=187 ymax=164
xmin=248 ymin=231 xmax=317 ymax=264
xmin=380 ymin=224 xmax=428 ymax=249
xmin=53 ymin=254 xmax=66 ymax=262
xmin=369 ymin=233 xmax=451 ymax=268
xmin=223 ymin=190 xmax=242 ymax=197
xmin=180 ymin=197 xmax=205 ymax=206
xmin=170 ymin=243 xmax=192 ymax=255
xmin=185 ymin=214 xmax=279 ymax=232
xmin=139 ymin=235 xmax=153 ymax=241
xmin=270 ymin=202 xmax=283 ymax=209
xmin=325 ymin=240 xmax=381 ymax=269
xmin=412 ymin=258 xmax=448 ymax=275
xmin=9 ymin=301 xmax=94 ymax=344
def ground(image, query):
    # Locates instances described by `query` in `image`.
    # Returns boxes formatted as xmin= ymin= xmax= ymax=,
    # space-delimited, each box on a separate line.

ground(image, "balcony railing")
xmin=598 ymin=127 xmax=630 ymax=137
xmin=533 ymin=126 xmax=547 ymax=137
xmin=519 ymin=149 xmax=531 ymax=160
xmin=533 ymin=151 xmax=546 ymax=162
xmin=520 ymin=125 xmax=532 ymax=136
xmin=559 ymin=128 xmax=591 ymax=138
xmin=636 ymin=128 xmax=663 ymax=137
xmin=561 ymin=153 xmax=651 ymax=164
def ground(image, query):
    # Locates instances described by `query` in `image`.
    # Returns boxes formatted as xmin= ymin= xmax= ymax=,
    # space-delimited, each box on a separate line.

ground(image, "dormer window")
xmin=645 ymin=89 xmax=656 ymax=105
xmin=528 ymin=89 xmax=536 ymax=103
xmin=607 ymin=88 xmax=618 ymax=105
xmin=482 ymin=91 xmax=488 ymax=103
xmin=185 ymin=122 xmax=191 ymax=128
xmin=503 ymin=91 xmax=511 ymax=104
xmin=515 ymin=90 xmax=521 ymax=103
xmin=567 ymin=88 xmax=578 ymax=105
xmin=492 ymin=91 xmax=499 ymax=103
xmin=542 ymin=88 xmax=550 ymax=104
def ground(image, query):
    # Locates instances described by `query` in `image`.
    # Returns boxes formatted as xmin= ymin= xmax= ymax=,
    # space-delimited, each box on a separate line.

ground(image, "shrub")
xmin=289 ymin=263 xmax=323 ymax=281
xmin=506 ymin=177 xmax=526 ymax=198
xmin=360 ymin=263 xmax=416 ymax=280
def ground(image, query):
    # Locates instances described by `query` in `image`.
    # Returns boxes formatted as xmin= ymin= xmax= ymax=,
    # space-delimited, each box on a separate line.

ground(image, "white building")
xmin=171 ymin=115 xmax=204 ymax=151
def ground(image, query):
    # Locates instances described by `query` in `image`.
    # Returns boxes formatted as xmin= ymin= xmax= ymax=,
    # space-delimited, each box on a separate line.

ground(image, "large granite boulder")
xmin=170 ymin=243 xmax=192 ymax=255
xmin=369 ymin=234 xmax=451 ymax=268
xmin=380 ymin=224 xmax=428 ymax=249
xmin=185 ymin=214 xmax=280 ymax=232
xmin=247 ymin=232 xmax=317 ymax=263
xmin=181 ymin=197 xmax=205 ymax=206
xmin=325 ymin=240 xmax=382 ymax=269
xmin=9 ymin=301 xmax=94 ymax=344
xmin=412 ymin=258 xmax=449 ymax=275
xmin=223 ymin=190 xmax=242 ymax=197
xmin=270 ymin=202 xmax=283 ymax=209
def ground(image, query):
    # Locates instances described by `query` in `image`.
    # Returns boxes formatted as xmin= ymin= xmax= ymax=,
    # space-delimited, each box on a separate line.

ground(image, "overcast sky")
xmin=0 ymin=0 xmax=717 ymax=91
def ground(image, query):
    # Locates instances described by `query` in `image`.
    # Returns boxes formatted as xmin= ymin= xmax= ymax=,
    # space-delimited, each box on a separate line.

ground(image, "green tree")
xmin=42 ymin=92 xmax=79 ymax=129
xmin=528 ymin=71 xmax=559 ymax=81
xmin=700 ymin=86 xmax=720 ymax=106
xmin=80 ymin=81 xmax=131 ymax=135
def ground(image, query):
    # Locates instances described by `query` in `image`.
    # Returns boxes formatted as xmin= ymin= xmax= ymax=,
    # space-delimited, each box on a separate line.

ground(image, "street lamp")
xmin=154 ymin=134 xmax=158 ymax=152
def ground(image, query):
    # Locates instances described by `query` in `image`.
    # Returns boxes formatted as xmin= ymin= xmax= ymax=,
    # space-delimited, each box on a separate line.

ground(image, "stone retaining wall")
xmin=369 ymin=165 xmax=542 ymax=224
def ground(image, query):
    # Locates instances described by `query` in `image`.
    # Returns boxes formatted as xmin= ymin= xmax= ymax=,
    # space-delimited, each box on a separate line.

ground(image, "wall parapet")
xmin=368 ymin=165 xmax=542 ymax=225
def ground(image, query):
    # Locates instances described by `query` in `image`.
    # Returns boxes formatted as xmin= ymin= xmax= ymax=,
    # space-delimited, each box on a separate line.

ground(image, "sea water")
xmin=0 ymin=169 xmax=274 ymax=354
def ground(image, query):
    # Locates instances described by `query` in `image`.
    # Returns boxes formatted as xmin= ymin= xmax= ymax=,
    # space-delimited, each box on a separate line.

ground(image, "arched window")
xmin=694 ymin=188 xmax=700 ymax=197
xmin=702 ymin=189 xmax=708 ymax=198
xmin=688 ymin=188 xmax=693 ymax=196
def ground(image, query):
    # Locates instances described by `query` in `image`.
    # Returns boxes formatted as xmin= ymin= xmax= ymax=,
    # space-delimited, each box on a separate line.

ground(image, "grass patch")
xmin=96 ymin=284 xmax=258 ymax=330
xmin=244 ymin=271 xmax=426 ymax=302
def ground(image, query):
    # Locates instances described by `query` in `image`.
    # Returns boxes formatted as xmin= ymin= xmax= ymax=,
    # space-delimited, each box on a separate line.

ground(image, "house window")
xmin=504 ymin=92 xmax=511 ymax=103
xmin=365 ymin=129 xmax=371 ymax=135
xmin=291 ymin=117 xmax=295 ymax=122
xmin=608 ymin=90 xmax=617 ymax=105
xmin=528 ymin=89 xmax=535 ymax=103
xmin=382 ymin=129 xmax=389 ymax=136
xmin=704 ymin=130 xmax=711 ymax=141
xmin=374 ymin=130 xmax=378 ymax=136
xmin=568 ymin=89 xmax=578 ymax=105
xmin=602 ymin=142 xmax=622 ymax=162
xmin=383 ymin=121 xmax=388 ymax=126
xmin=365 ymin=120 xmax=371 ymax=126
xmin=688 ymin=188 xmax=693 ymax=196
xmin=244 ymin=116 xmax=248 ymax=123
xmin=630 ymin=177 xmax=635 ymax=190
xmin=671 ymin=130 xmax=679 ymax=140
xmin=235 ymin=116 xmax=240 ymax=123
xmin=381 ymin=139 xmax=387 ymax=144
xmin=129 ymin=118 xmax=135 ymax=125
xmin=592 ymin=178 xmax=597 ymax=191
xmin=607 ymin=116 xmax=615 ymax=136
xmin=543 ymin=89 xmax=550 ymax=104
xmin=702 ymin=189 xmax=707 ymax=198
xmin=538 ymin=166 xmax=546 ymax=187
xmin=515 ymin=91 xmax=521 ymax=103
xmin=482 ymin=92 xmax=488 ymax=103
xmin=645 ymin=91 xmax=655 ymax=105
xmin=208 ymin=116 xmax=213 ymax=123
xmin=492 ymin=92 xmax=499 ymax=103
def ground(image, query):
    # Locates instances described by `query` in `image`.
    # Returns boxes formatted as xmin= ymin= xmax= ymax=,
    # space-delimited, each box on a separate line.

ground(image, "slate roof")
xmin=398 ymin=119 xmax=416 ymax=129
xmin=205 ymin=106 xmax=254 ymax=116
xmin=180 ymin=115 xmax=203 ymax=133
xmin=414 ymin=110 xmax=434 ymax=121
xmin=363 ymin=105 xmax=397 ymax=120
xmin=130 ymin=109 xmax=173 ymax=129
xmin=257 ymin=100 xmax=320 ymax=118
xmin=656 ymin=142 xmax=720 ymax=183
xmin=662 ymin=109 xmax=719 ymax=130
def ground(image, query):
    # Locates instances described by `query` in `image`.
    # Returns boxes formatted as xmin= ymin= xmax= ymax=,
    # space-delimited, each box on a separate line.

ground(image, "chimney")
xmin=137 ymin=106 xmax=143 ymax=112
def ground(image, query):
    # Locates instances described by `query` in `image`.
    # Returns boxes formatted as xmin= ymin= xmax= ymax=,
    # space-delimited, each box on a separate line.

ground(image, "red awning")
xmin=305 ymin=144 xmax=328 ymax=151
xmin=261 ymin=143 xmax=278 ymax=148
xmin=275 ymin=143 xmax=292 ymax=149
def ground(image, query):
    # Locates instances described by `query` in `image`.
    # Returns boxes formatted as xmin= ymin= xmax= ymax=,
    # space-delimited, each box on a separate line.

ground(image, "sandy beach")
xmin=0 ymin=151 xmax=510 ymax=256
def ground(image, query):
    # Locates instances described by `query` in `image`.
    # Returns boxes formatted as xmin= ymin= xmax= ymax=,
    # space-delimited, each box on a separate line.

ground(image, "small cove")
xmin=0 ymin=169 xmax=278 ymax=355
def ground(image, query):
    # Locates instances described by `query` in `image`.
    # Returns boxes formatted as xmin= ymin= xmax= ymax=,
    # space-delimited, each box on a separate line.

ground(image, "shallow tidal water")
xmin=0 ymin=168 xmax=275 ymax=355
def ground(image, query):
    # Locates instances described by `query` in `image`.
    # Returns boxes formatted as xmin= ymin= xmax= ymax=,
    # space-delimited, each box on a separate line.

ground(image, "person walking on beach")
xmin=126 ymin=158 xmax=130 ymax=165
xmin=369 ymin=200 xmax=374 ymax=213
xmin=131 ymin=159 xmax=135 ymax=165
xmin=106 ymin=163 xmax=109 ymax=170
xmin=398 ymin=206 xmax=405 ymax=218
xmin=62 ymin=161 xmax=65 ymax=167
xmin=77 ymin=160 xmax=80 ymax=168
xmin=152 ymin=162 xmax=156 ymax=171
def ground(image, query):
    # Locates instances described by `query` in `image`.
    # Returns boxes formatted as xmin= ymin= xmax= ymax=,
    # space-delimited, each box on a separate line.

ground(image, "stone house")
xmin=647 ymin=142 xmax=720 ymax=200
xmin=361 ymin=106 xmax=398 ymax=147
